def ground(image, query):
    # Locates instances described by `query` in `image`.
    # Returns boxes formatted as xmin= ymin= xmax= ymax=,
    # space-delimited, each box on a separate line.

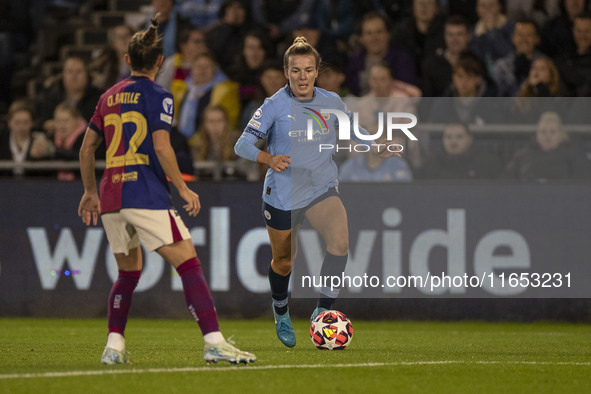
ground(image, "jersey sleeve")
xmin=147 ymin=90 xmax=174 ymax=133
xmin=88 ymin=97 xmax=105 ymax=137
xmin=242 ymin=97 xmax=275 ymax=140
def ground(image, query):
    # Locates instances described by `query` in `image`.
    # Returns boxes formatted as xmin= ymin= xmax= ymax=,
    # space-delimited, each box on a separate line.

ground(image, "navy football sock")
xmin=268 ymin=265 xmax=291 ymax=315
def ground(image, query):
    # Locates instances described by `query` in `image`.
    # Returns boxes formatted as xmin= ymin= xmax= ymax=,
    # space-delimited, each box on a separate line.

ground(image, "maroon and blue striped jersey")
xmin=88 ymin=75 xmax=175 ymax=213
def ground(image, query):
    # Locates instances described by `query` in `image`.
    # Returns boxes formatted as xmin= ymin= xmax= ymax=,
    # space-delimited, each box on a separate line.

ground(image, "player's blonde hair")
xmin=283 ymin=36 xmax=321 ymax=69
xmin=127 ymin=13 xmax=163 ymax=72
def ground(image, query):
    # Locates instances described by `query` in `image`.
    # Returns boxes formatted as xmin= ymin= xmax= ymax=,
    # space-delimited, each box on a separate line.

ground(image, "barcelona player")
xmin=78 ymin=14 xmax=255 ymax=365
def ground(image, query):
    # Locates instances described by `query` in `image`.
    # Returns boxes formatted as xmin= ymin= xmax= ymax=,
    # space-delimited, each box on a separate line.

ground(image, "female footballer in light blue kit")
xmin=78 ymin=14 xmax=254 ymax=365
xmin=235 ymin=37 xmax=398 ymax=347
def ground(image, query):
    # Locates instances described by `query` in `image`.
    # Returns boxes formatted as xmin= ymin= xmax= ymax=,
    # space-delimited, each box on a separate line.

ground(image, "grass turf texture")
xmin=0 ymin=318 xmax=590 ymax=393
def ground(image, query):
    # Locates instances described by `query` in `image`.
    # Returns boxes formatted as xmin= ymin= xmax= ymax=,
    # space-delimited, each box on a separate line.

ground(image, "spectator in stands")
xmin=422 ymin=15 xmax=472 ymax=97
xmin=491 ymin=19 xmax=543 ymax=97
xmin=177 ymin=53 xmax=240 ymax=139
xmin=191 ymin=105 xmax=254 ymax=179
xmin=35 ymin=55 xmax=102 ymax=130
xmin=393 ymin=0 xmax=446 ymax=76
xmin=156 ymin=29 xmax=215 ymax=120
xmin=555 ymin=11 xmax=591 ymax=96
xmin=191 ymin=105 xmax=238 ymax=161
xmin=277 ymin=17 xmax=347 ymax=68
xmin=251 ymin=0 xmax=316 ymax=41
xmin=506 ymin=0 xmax=561 ymax=28
xmin=519 ymin=56 xmax=562 ymax=97
xmin=358 ymin=0 xmax=413 ymax=24
xmin=420 ymin=123 xmax=503 ymax=179
xmin=206 ymin=0 xmax=253 ymax=73
xmin=428 ymin=51 xmax=497 ymax=124
xmin=315 ymin=0 xmax=356 ymax=47
xmin=317 ymin=62 xmax=350 ymax=97
xmin=469 ymin=0 xmax=515 ymax=71
xmin=239 ymin=60 xmax=286 ymax=130
xmin=445 ymin=0 xmax=479 ymax=26
xmin=177 ymin=0 xmax=224 ymax=28
xmin=0 ymin=100 xmax=35 ymax=177
xmin=506 ymin=112 xmax=591 ymax=181
xmin=146 ymin=0 xmax=189 ymax=58
xmin=89 ymin=24 xmax=134 ymax=91
xmin=508 ymin=57 xmax=563 ymax=123
xmin=346 ymin=12 xmax=418 ymax=96
xmin=540 ymin=0 xmax=588 ymax=58
xmin=339 ymin=145 xmax=413 ymax=182
xmin=229 ymin=30 xmax=273 ymax=106
xmin=29 ymin=103 xmax=87 ymax=180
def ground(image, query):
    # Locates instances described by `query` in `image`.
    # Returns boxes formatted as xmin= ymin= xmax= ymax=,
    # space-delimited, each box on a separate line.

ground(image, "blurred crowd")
xmin=1 ymin=0 xmax=591 ymax=182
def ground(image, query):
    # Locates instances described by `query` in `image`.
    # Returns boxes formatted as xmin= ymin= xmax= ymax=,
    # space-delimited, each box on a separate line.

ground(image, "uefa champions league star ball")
xmin=310 ymin=310 xmax=353 ymax=350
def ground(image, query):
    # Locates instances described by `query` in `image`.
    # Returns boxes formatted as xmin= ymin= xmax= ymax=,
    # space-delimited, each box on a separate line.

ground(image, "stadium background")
xmin=1 ymin=0 xmax=591 ymax=322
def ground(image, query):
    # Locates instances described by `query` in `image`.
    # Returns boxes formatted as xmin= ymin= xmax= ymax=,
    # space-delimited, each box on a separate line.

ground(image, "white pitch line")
xmin=1 ymin=360 xmax=590 ymax=380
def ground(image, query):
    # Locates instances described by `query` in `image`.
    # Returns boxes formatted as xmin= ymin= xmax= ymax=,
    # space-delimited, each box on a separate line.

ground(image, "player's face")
xmin=537 ymin=119 xmax=566 ymax=152
xmin=285 ymin=55 xmax=318 ymax=98
xmin=8 ymin=110 xmax=33 ymax=140
xmin=443 ymin=124 xmax=472 ymax=156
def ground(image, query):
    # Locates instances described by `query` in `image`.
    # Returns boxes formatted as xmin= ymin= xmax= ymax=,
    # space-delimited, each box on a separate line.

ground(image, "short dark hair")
xmin=445 ymin=14 xmax=470 ymax=30
xmin=360 ymin=11 xmax=391 ymax=33
xmin=454 ymin=51 xmax=486 ymax=77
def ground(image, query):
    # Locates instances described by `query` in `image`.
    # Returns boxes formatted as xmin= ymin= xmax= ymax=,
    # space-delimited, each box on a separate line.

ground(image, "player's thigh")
xmin=156 ymin=239 xmax=197 ymax=268
xmin=305 ymin=196 xmax=349 ymax=251
xmin=101 ymin=211 xmax=142 ymax=256
xmin=114 ymin=246 xmax=143 ymax=271
xmin=123 ymin=208 xmax=191 ymax=253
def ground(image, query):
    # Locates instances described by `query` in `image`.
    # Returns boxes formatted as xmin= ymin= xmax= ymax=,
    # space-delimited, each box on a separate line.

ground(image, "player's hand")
xmin=180 ymin=188 xmax=201 ymax=217
xmin=268 ymin=154 xmax=291 ymax=172
xmin=78 ymin=192 xmax=100 ymax=226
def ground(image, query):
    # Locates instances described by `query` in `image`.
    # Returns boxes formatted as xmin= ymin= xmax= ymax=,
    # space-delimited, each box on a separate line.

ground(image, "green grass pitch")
xmin=0 ymin=318 xmax=590 ymax=393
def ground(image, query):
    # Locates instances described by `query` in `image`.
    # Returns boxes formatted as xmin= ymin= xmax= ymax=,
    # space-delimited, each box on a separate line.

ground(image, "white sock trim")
xmin=106 ymin=332 xmax=125 ymax=352
xmin=203 ymin=331 xmax=224 ymax=345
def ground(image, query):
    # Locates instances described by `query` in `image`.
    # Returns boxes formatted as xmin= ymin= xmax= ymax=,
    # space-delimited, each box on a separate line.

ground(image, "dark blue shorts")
xmin=262 ymin=187 xmax=341 ymax=230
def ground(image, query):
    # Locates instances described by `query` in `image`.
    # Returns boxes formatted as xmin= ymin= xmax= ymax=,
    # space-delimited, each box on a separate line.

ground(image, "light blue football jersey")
xmin=237 ymin=85 xmax=353 ymax=210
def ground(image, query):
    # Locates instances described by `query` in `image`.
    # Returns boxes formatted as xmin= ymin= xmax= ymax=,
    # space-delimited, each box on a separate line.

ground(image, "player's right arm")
xmin=234 ymin=98 xmax=291 ymax=172
xmin=78 ymin=128 xmax=104 ymax=226
xmin=153 ymin=129 xmax=200 ymax=216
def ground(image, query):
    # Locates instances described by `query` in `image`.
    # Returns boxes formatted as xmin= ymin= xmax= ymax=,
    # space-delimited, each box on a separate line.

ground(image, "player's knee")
xmin=327 ymin=239 xmax=349 ymax=256
xmin=273 ymin=255 xmax=292 ymax=274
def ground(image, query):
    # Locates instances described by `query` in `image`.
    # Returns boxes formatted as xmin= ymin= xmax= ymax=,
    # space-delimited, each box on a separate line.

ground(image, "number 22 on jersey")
xmin=104 ymin=111 xmax=149 ymax=169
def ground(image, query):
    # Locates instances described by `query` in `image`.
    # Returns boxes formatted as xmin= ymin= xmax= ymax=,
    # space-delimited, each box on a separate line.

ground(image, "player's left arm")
xmin=153 ymin=129 xmax=200 ymax=217
xmin=78 ymin=128 xmax=104 ymax=226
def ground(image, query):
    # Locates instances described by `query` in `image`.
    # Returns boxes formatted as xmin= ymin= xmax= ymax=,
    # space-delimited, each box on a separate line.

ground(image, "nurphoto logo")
xmin=305 ymin=109 xmax=418 ymax=153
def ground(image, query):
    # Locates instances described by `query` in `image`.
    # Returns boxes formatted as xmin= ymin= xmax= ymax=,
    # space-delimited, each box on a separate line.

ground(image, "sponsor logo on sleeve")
xmin=160 ymin=113 xmax=173 ymax=124
xmin=248 ymin=119 xmax=261 ymax=129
